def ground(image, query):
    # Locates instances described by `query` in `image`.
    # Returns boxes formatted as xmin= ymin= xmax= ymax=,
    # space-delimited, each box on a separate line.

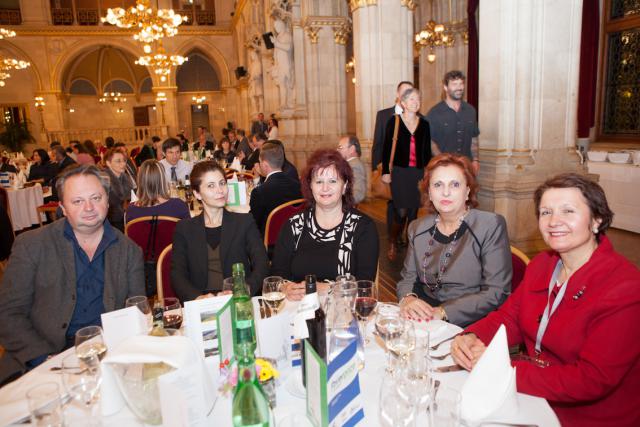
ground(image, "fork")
xmin=430 ymin=336 xmax=455 ymax=351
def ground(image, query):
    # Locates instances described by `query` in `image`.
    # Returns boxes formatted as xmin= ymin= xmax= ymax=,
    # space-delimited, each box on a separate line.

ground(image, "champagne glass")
xmin=126 ymin=296 xmax=152 ymax=330
xmin=355 ymin=280 xmax=377 ymax=344
xmin=75 ymin=326 xmax=107 ymax=366
xmin=374 ymin=303 xmax=405 ymax=372
xmin=61 ymin=353 xmax=102 ymax=424
xmin=262 ymin=276 xmax=285 ymax=314
xmin=162 ymin=297 xmax=183 ymax=329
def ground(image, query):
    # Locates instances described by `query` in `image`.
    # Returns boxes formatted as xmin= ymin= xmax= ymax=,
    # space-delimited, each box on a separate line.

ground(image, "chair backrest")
xmin=125 ymin=215 xmax=180 ymax=262
xmin=263 ymin=198 xmax=306 ymax=247
xmin=510 ymin=245 xmax=530 ymax=292
xmin=225 ymin=171 xmax=254 ymax=181
xmin=156 ymin=244 xmax=176 ymax=300
xmin=0 ymin=187 xmax=7 ymax=211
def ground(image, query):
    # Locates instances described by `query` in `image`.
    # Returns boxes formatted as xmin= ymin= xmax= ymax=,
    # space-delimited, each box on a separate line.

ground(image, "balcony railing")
xmin=51 ymin=8 xmax=73 ymax=26
xmin=77 ymin=8 xmax=99 ymax=26
xmin=49 ymin=7 xmax=215 ymax=26
xmin=47 ymin=125 xmax=169 ymax=146
xmin=0 ymin=8 xmax=21 ymax=25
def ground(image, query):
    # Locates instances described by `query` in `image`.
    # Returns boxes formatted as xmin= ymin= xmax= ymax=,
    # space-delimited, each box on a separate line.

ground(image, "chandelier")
xmin=0 ymin=57 xmax=30 ymax=87
xmin=101 ymin=0 xmax=187 ymax=44
xmin=98 ymin=47 xmax=127 ymax=104
xmin=192 ymin=94 xmax=206 ymax=104
xmin=135 ymin=39 xmax=187 ymax=83
xmin=99 ymin=91 xmax=127 ymax=104
xmin=0 ymin=28 xmax=16 ymax=39
xmin=414 ymin=0 xmax=468 ymax=63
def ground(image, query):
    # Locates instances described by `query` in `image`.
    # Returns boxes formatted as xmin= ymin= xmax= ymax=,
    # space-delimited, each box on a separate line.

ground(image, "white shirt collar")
xmin=394 ymin=103 xmax=403 ymax=115
xmin=266 ymin=170 xmax=281 ymax=180
xmin=346 ymin=156 xmax=358 ymax=162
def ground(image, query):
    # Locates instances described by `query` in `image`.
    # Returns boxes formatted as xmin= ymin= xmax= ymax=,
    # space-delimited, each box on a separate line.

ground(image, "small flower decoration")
xmin=255 ymin=358 xmax=279 ymax=382
xmin=217 ymin=357 xmax=280 ymax=396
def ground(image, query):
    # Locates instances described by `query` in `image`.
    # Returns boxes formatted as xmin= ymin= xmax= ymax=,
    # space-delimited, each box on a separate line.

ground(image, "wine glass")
xmin=74 ymin=326 xmax=107 ymax=366
xmin=262 ymin=276 xmax=285 ymax=314
xmin=161 ymin=297 xmax=183 ymax=330
xmin=378 ymin=370 xmax=415 ymax=427
xmin=374 ymin=303 xmax=405 ymax=372
xmin=61 ymin=353 xmax=102 ymax=424
xmin=355 ymin=280 xmax=377 ymax=344
xmin=387 ymin=321 xmax=416 ymax=372
xmin=126 ymin=296 xmax=152 ymax=330
xmin=334 ymin=280 xmax=358 ymax=313
xmin=428 ymin=386 xmax=461 ymax=427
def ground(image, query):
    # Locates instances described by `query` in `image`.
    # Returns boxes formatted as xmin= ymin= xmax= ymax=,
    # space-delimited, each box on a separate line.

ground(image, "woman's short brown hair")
xmin=301 ymin=149 xmax=354 ymax=212
xmin=190 ymin=160 xmax=226 ymax=192
xmin=104 ymin=148 xmax=124 ymax=163
xmin=533 ymin=173 xmax=613 ymax=241
xmin=135 ymin=160 xmax=169 ymax=207
xmin=421 ymin=153 xmax=479 ymax=214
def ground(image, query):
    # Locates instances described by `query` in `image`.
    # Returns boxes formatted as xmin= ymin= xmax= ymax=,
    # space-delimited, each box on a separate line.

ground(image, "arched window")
xmin=176 ymin=51 xmax=220 ymax=92
xmin=69 ymin=79 xmax=97 ymax=95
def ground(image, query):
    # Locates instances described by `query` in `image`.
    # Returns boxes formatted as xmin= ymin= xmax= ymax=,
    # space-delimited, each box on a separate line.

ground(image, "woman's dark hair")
xmin=83 ymin=139 xmax=98 ymax=156
xmin=301 ymin=149 xmax=354 ymax=212
xmin=421 ymin=153 xmax=480 ymax=214
xmin=104 ymin=148 xmax=124 ymax=163
xmin=270 ymin=118 xmax=279 ymax=127
xmin=33 ymin=148 xmax=50 ymax=164
xmin=74 ymin=142 xmax=88 ymax=154
xmin=218 ymin=137 xmax=231 ymax=151
xmin=533 ymin=173 xmax=613 ymax=242
xmin=190 ymin=160 xmax=226 ymax=192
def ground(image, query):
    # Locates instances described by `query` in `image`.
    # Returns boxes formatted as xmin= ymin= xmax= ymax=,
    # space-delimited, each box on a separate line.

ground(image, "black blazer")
xmin=250 ymin=172 xmax=302 ymax=235
xmin=171 ymin=210 xmax=269 ymax=300
xmin=371 ymin=106 xmax=396 ymax=171
xmin=382 ymin=115 xmax=432 ymax=174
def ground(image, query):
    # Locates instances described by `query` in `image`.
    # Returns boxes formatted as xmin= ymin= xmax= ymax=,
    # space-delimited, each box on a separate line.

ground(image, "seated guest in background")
xmin=114 ymin=142 xmax=137 ymax=188
xmin=171 ymin=161 xmax=268 ymax=300
xmin=337 ymin=135 xmax=367 ymax=204
xmin=103 ymin=148 xmax=133 ymax=232
xmin=272 ymin=149 xmax=379 ymax=300
xmin=195 ymin=131 xmax=215 ymax=152
xmin=0 ymin=156 xmax=16 ymax=173
xmin=397 ymin=153 xmax=511 ymax=327
xmin=50 ymin=145 xmax=77 ymax=201
xmin=27 ymin=149 xmax=56 ymax=186
xmin=159 ymin=137 xmax=193 ymax=184
xmin=267 ymin=139 xmax=299 ymax=182
xmin=71 ymin=142 xmax=95 ymax=165
xmin=250 ymin=142 xmax=302 ymax=235
xmin=239 ymin=132 xmax=266 ymax=171
xmin=125 ymin=159 xmax=190 ymax=223
xmin=0 ymin=164 xmax=144 ymax=385
xmin=135 ymin=136 xmax=160 ymax=166
xmin=233 ymin=129 xmax=251 ymax=158
xmin=251 ymin=112 xmax=269 ymax=136
xmin=451 ymin=173 xmax=640 ymax=427
xmin=177 ymin=133 xmax=189 ymax=151
xmin=213 ymin=137 xmax=237 ymax=165
xmin=83 ymin=139 xmax=101 ymax=164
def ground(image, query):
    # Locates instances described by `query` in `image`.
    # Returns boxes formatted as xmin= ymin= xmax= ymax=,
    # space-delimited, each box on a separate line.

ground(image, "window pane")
xmin=603 ymin=29 xmax=640 ymax=135
xmin=610 ymin=0 xmax=640 ymax=19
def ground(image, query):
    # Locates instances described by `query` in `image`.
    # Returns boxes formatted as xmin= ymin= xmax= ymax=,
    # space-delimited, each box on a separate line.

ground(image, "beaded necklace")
xmin=421 ymin=211 xmax=468 ymax=292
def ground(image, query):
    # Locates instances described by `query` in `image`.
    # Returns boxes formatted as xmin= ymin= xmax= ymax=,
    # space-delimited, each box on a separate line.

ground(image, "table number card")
xmin=184 ymin=295 xmax=233 ymax=362
xmin=305 ymin=339 xmax=364 ymax=427
xmin=101 ymin=306 xmax=147 ymax=351
xmin=226 ymin=181 xmax=247 ymax=206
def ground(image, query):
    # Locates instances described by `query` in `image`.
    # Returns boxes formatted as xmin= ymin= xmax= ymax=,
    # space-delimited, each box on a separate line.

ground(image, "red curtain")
xmin=577 ymin=0 xmax=600 ymax=138
xmin=467 ymin=0 xmax=479 ymax=110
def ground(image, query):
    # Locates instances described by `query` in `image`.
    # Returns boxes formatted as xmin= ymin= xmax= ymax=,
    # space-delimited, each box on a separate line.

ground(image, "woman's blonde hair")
xmin=135 ymin=159 xmax=170 ymax=207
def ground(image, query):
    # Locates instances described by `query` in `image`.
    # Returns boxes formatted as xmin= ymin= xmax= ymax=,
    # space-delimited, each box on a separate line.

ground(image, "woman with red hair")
xmin=397 ymin=153 xmax=512 ymax=327
xmin=271 ymin=149 xmax=379 ymax=300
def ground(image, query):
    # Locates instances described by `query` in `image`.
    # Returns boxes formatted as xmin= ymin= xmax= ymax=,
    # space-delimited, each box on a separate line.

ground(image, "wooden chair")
xmin=156 ymin=244 xmax=177 ymax=301
xmin=36 ymin=201 xmax=60 ymax=227
xmin=263 ymin=198 xmax=306 ymax=248
xmin=510 ymin=245 xmax=530 ymax=292
xmin=125 ymin=216 xmax=180 ymax=297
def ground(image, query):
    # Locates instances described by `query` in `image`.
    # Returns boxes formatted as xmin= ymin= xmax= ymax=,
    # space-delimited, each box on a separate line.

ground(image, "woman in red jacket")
xmin=451 ymin=173 xmax=640 ymax=427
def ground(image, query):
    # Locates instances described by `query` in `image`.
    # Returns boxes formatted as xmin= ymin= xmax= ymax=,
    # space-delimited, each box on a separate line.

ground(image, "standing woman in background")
xmin=267 ymin=118 xmax=279 ymax=140
xmin=381 ymin=87 xmax=432 ymax=260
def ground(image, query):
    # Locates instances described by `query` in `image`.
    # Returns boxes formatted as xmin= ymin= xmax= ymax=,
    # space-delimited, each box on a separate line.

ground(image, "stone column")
xmin=153 ymin=87 xmax=178 ymax=137
xmin=19 ymin=0 xmax=49 ymax=25
xmin=351 ymin=0 xmax=415 ymax=162
xmin=477 ymin=0 xmax=584 ymax=253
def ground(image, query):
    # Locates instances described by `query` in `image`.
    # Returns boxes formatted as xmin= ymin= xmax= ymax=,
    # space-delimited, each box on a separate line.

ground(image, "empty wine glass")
xmin=161 ymin=297 xmax=183 ymax=330
xmin=126 ymin=295 xmax=152 ymax=329
xmin=428 ymin=386 xmax=461 ymax=427
xmin=61 ymin=353 xmax=102 ymax=424
xmin=374 ymin=303 xmax=405 ymax=372
xmin=75 ymin=326 xmax=107 ymax=367
xmin=26 ymin=382 xmax=64 ymax=427
xmin=378 ymin=371 xmax=414 ymax=427
xmin=355 ymin=280 xmax=377 ymax=344
xmin=262 ymin=276 xmax=285 ymax=314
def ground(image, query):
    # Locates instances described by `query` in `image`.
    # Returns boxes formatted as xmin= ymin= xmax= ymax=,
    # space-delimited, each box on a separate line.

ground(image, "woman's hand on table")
xmin=283 ymin=281 xmax=306 ymax=301
xmin=196 ymin=293 xmax=215 ymax=300
xmin=217 ymin=290 xmax=232 ymax=296
xmin=400 ymin=295 xmax=435 ymax=321
xmin=381 ymin=174 xmax=391 ymax=184
xmin=451 ymin=333 xmax=486 ymax=371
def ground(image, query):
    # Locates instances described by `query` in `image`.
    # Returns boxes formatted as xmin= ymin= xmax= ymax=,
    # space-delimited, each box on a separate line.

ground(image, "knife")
xmin=435 ymin=364 xmax=465 ymax=373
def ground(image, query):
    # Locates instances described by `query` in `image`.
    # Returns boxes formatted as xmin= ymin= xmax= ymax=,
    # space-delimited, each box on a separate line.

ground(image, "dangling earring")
xmin=592 ymin=226 xmax=598 ymax=234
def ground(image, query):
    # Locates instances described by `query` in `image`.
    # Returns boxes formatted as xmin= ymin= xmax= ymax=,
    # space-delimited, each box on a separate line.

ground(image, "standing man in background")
xmin=426 ymin=70 xmax=480 ymax=174
xmin=338 ymin=135 xmax=367 ymax=205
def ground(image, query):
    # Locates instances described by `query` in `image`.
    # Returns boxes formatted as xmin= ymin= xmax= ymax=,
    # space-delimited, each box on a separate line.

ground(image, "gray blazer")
xmin=348 ymin=157 xmax=367 ymax=204
xmin=397 ymin=209 xmax=512 ymax=327
xmin=0 ymin=219 xmax=144 ymax=383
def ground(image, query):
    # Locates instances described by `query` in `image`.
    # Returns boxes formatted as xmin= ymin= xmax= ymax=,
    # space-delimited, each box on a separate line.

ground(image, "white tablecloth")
xmin=0 ymin=300 xmax=560 ymax=427
xmin=5 ymin=184 xmax=44 ymax=231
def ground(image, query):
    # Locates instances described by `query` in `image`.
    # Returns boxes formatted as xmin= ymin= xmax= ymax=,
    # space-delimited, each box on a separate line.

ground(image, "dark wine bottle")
xmin=301 ymin=274 xmax=326 ymax=388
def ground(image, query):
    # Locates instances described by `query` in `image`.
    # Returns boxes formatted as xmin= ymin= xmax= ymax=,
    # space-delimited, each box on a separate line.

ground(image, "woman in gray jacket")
xmin=398 ymin=153 xmax=512 ymax=327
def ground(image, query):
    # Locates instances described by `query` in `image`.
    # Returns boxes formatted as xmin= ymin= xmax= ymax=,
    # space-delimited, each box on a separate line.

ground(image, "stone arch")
xmin=1 ymin=41 xmax=43 ymax=90
xmin=174 ymin=37 xmax=232 ymax=88
xmin=51 ymin=38 xmax=148 ymax=92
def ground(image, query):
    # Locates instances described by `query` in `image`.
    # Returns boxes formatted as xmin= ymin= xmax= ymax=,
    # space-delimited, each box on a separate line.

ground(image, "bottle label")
xmin=293 ymin=292 xmax=320 ymax=340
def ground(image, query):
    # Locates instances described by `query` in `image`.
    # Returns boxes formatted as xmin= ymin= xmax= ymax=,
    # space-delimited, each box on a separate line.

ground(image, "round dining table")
xmin=0 ymin=298 xmax=560 ymax=427
xmin=4 ymin=183 xmax=45 ymax=231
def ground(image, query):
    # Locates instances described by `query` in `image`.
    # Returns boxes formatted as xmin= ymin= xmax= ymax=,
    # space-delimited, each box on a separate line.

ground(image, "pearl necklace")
xmin=421 ymin=211 xmax=468 ymax=292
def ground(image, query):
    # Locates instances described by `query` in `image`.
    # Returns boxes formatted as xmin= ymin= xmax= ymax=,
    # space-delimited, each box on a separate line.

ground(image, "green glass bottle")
xmin=232 ymin=355 xmax=272 ymax=427
xmin=231 ymin=263 xmax=256 ymax=359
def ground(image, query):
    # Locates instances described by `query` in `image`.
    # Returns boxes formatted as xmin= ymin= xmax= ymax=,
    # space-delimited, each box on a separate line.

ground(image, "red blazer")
xmin=466 ymin=236 xmax=640 ymax=427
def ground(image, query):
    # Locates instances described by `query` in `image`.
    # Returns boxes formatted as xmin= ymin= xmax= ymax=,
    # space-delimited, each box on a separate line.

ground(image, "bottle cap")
xmin=305 ymin=274 xmax=317 ymax=294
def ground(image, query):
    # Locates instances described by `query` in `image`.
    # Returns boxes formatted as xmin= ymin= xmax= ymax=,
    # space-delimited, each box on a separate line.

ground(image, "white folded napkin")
xmin=253 ymin=298 xmax=289 ymax=361
xmin=229 ymin=157 xmax=242 ymax=172
xmin=101 ymin=335 xmax=216 ymax=427
xmin=460 ymin=324 xmax=518 ymax=423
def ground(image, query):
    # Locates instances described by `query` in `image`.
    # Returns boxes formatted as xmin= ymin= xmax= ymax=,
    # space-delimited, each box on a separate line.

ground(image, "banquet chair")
xmin=36 ymin=201 xmax=60 ymax=227
xmin=125 ymin=216 xmax=180 ymax=297
xmin=156 ymin=244 xmax=177 ymax=301
xmin=263 ymin=198 xmax=306 ymax=248
xmin=510 ymin=245 xmax=530 ymax=293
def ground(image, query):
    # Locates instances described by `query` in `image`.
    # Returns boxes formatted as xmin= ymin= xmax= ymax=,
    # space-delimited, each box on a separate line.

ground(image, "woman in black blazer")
xmin=171 ymin=161 xmax=268 ymax=301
